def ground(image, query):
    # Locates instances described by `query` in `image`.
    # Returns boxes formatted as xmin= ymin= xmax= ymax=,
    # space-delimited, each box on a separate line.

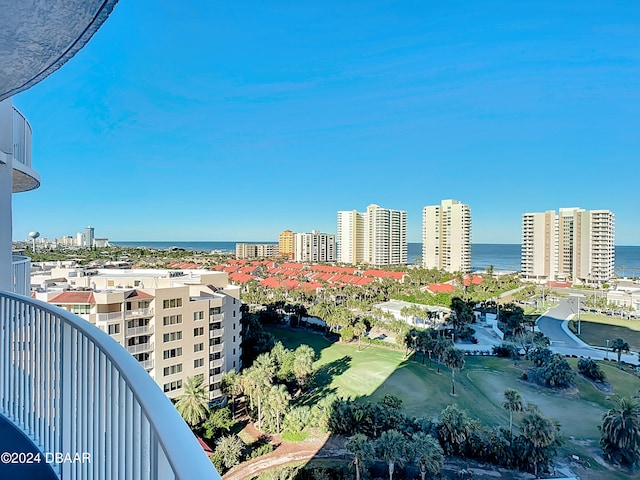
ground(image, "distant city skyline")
xmin=11 ymin=1 xmax=640 ymax=245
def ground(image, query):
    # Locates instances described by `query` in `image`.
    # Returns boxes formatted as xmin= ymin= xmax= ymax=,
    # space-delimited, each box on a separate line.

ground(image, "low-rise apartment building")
xmin=33 ymin=267 xmax=242 ymax=403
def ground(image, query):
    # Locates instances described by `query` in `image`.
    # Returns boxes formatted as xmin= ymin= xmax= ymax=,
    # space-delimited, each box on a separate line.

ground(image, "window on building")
xmin=193 ymin=311 xmax=204 ymax=321
xmin=70 ymin=304 xmax=91 ymax=314
xmin=163 ymin=347 xmax=183 ymax=360
xmin=107 ymin=324 xmax=120 ymax=335
xmin=163 ymin=364 xmax=183 ymax=376
xmin=163 ymin=331 xmax=183 ymax=343
xmin=194 ymin=358 xmax=204 ymax=368
xmin=194 ymin=343 xmax=204 ymax=353
xmin=162 ymin=298 xmax=183 ymax=309
xmin=162 ymin=314 xmax=182 ymax=326
xmin=163 ymin=380 xmax=183 ymax=392
xmin=194 ymin=327 xmax=204 ymax=337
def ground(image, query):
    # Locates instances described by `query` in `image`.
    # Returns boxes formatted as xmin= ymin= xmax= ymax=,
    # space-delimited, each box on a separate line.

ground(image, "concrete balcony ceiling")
xmin=0 ymin=0 xmax=119 ymax=102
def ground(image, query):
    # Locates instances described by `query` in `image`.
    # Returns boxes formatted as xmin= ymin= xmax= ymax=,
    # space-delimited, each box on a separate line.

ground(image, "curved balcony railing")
xmin=0 ymin=290 xmax=221 ymax=480
xmin=12 ymin=107 xmax=32 ymax=168
xmin=11 ymin=255 xmax=30 ymax=296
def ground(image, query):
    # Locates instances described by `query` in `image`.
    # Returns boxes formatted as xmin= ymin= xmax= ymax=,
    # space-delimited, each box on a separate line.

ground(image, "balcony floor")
xmin=0 ymin=414 xmax=58 ymax=479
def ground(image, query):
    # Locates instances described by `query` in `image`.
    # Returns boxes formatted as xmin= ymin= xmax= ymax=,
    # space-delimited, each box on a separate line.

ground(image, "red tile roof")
xmin=362 ymin=270 xmax=406 ymax=280
xmin=278 ymin=263 xmax=305 ymax=270
xmin=49 ymin=291 xmax=95 ymax=304
xmin=125 ymin=289 xmax=154 ymax=299
xmin=463 ymin=274 xmax=483 ymax=286
xmin=197 ymin=437 xmax=213 ymax=456
xmin=299 ymin=282 xmax=323 ymax=292
xmin=229 ymin=273 xmax=255 ymax=284
xmin=427 ymin=283 xmax=455 ymax=293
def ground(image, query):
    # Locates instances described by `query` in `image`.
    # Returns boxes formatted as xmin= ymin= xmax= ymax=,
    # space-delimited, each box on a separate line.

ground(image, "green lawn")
xmin=265 ymin=325 xmax=640 ymax=442
xmin=573 ymin=314 xmax=640 ymax=351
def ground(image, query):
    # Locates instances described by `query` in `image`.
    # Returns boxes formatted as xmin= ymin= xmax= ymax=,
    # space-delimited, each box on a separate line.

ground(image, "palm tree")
xmin=220 ymin=370 xmax=242 ymax=418
xmin=520 ymin=409 xmax=558 ymax=477
xmin=247 ymin=354 xmax=276 ymax=430
xmin=353 ymin=320 xmax=366 ymax=351
xmin=175 ymin=375 xmax=210 ymax=427
xmin=292 ymin=344 xmax=315 ymax=391
xmin=437 ymin=404 xmax=473 ymax=456
xmin=611 ymin=338 xmax=630 ymax=363
xmin=375 ymin=429 xmax=407 ymax=480
xmin=215 ymin=435 xmax=244 ymax=470
xmin=410 ymin=432 xmax=443 ymax=480
xmin=444 ymin=347 xmax=465 ymax=395
xmin=265 ymin=384 xmax=291 ymax=433
xmin=502 ymin=388 xmax=524 ymax=436
xmin=433 ymin=336 xmax=452 ymax=374
xmin=600 ymin=397 xmax=640 ymax=467
xmin=345 ymin=433 xmax=375 ymax=480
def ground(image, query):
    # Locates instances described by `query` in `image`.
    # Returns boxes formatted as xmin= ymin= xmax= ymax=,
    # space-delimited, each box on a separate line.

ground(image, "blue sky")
xmin=12 ymin=0 xmax=640 ymax=244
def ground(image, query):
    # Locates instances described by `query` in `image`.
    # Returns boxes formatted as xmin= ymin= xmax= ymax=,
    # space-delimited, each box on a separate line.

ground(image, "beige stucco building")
xmin=422 ymin=199 xmax=472 ymax=273
xmin=33 ymin=267 xmax=242 ymax=403
xmin=521 ymin=207 xmax=615 ymax=285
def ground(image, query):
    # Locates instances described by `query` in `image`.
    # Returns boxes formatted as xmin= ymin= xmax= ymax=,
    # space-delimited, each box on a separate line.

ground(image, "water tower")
xmin=28 ymin=231 xmax=40 ymax=253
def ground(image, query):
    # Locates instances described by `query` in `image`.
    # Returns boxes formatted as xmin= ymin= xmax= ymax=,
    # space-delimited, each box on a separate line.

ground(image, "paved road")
xmin=537 ymin=299 xmax=637 ymax=363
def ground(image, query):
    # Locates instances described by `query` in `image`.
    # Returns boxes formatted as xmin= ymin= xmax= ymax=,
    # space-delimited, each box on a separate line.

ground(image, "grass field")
xmin=265 ymin=325 xmax=640 ymax=442
xmin=573 ymin=313 xmax=640 ymax=351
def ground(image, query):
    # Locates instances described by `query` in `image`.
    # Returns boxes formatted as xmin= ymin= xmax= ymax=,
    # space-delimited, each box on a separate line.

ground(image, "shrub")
xmin=578 ymin=358 xmax=606 ymax=382
xmin=493 ymin=343 xmax=518 ymax=358
xmin=536 ymin=354 xmax=575 ymax=388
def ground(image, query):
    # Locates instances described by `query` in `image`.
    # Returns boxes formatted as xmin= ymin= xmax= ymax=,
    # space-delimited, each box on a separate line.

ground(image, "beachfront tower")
xmin=422 ymin=199 xmax=472 ymax=273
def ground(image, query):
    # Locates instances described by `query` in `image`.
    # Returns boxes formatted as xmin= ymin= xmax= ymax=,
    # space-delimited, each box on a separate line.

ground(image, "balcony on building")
xmin=0 ymin=291 xmax=219 ymax=479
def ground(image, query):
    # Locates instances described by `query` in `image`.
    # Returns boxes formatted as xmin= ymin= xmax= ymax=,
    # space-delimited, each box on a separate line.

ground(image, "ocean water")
xmin=112 ymin=241 xmax=640 ymax=272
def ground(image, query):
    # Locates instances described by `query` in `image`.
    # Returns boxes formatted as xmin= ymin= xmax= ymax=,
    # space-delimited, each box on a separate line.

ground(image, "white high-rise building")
xmin=337 ymin=210 xmax=365 ymax=264
xmin=364 ymin=204 xmax=407 ymax=266
xmin=521 ymin=207 xmax=614 ymax=285
xmin=337 ymin=204 xmax=407 ymax=266
xmin=294 ymin=230 xmax=336 ymax=262
xmin=422 ymin=199 xmax=472 ymax=273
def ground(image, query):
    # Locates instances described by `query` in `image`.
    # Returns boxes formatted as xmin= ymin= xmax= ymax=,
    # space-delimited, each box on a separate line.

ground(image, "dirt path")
xmin=222 ymin=430 xmax=346 ymax=480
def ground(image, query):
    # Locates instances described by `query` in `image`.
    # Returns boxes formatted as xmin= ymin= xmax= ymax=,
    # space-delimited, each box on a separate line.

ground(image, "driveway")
xmin=537 ymin=299 xmax=637 ymax=363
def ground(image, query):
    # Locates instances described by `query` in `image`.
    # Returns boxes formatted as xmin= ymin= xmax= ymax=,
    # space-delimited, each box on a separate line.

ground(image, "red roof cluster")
xmin=209 ymin=259 xmax=411 ymax=293
xmin=361 ymin=269 xmax=406 ymax=281
xmin=166 ymin=261 xmax=202 ymax=269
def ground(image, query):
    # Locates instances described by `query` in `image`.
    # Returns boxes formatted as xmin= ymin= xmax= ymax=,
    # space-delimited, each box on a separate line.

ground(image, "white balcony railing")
xmin=126 ymin=342 xmax=154 ymax=355
xmin=11 ymin=255 xmax=30 ymax=296
xmin=126 ymin=324 xmax=154 ymax=337
xmin=139 ymin=359 xmax=154 ymax=371
xmin=125 ymin=308 xmax=154 ymax=319
xmin=0 ymin=290 xmax=220 ymax=480
xmin=96 ymin=311 xmax=123 ymax=322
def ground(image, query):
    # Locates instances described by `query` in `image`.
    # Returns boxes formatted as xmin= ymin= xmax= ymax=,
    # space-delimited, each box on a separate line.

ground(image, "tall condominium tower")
xmin=422 ymin=199 xmax=472 ymax=273
xmin=364 ymin=204 xmax=407 ymax=266
xmin=85 ymin=225 xmax=95 ymax=248
xmin=337 ymin=205 xmax=407 ymax=266
xmin=278 ymin=229 xmax=295 ymax=258
xmin=521 ymin=207 xmax=614 ymax=285
xmin=337 ymin=210 xmax=365 ymax=264
xmin=294 ymin=230 xmax=336 ymax=262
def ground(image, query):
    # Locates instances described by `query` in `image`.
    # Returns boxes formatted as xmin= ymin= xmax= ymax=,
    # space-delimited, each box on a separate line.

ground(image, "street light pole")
xmin=606 ymin=339 xmax=610 ymax=360
xmin=577 ymin=296 xmax=581 ymax=336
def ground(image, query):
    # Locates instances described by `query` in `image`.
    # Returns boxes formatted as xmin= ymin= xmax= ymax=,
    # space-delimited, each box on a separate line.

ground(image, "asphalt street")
xmin=537 ymin=298 xmax=637 ymax=363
